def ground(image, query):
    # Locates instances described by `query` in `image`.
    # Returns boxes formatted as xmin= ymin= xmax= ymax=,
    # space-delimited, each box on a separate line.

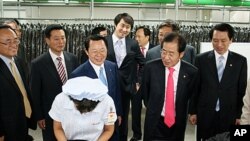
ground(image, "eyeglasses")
xmin=0 ymin=39 xmax=20 ymax=46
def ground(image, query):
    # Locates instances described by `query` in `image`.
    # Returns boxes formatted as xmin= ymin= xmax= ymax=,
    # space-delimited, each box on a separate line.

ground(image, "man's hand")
xmin=38 ymin=119 xmax=46 ymax=130
xmin=189 ymin=114 xmax=197 ymax=125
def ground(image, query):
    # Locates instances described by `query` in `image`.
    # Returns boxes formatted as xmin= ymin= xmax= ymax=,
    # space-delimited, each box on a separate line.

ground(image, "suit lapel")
xmin=104 ymin=61 xmax=114 ymax=89
xmin=207 ymin=51 xmax=218 ymax=81
xmin=0 ymin=58 xmax=23 ymax=95
xmin=175 ymin=61 xmax=186 ymax=103
xmin=64 ymin=52 xmax=73 ymax=75
xmin=106 ymin=36 xmax=117 ymax=63
xmin=220 ymin=51 xmax=234 ymax=83
xmin=86 ymin=61 xmax=98 ymax=78
xmin=43 ymin=52 xmax=62 ymax=84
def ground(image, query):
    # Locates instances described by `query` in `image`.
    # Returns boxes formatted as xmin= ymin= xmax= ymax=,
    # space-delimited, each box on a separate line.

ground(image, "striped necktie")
xmin=57 ymin=57 xmax=67 ymax=84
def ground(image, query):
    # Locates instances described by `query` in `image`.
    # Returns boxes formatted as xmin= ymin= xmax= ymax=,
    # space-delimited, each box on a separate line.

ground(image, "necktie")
xmin=114 ymin=40 xmax=123 ymax=68
xmin=215 ymin=56 xmax=225 ymax=111
xmin=141 ymin=47 xmax=145 ymax=57
xmin=10 ymin=61 xmax=32 ymax=118
xmin=164 ymin=67 xmax=175 ymax=128
xmin=57 ymin=57 xmax=67 ymax=84
xmin=99 ymin=67 xmax=107 ymax=86
xmin=217 ymin=56 xmax=225 ymax=82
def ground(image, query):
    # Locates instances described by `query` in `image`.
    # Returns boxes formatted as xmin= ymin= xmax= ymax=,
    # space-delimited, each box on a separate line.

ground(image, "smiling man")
xmin=105 ymin=13 xmax=145 ymax=141
xmin=70 ymin=34 xmax=122 ymax=141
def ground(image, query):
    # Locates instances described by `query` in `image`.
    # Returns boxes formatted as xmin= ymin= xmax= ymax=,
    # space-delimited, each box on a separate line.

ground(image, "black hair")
xmin=91 ymin=26 xmax=107 ymax=35
xmin=84 ymin=34 xmax=108 ymax=51
xmin=158 ymin=19 xmax=179 ymax=32
xmin=44 ymin=24 xmax=66 ymax=38
xmin=209 ymin=23 xmax=234 ymax=40
xmin=135 ymin=26 xmax=151 ymax=38
xmin=69 ymin=96 xmax=100 ymax=114
xmin=114 ymin=13 xmax=134 ymax=29
xmin=161 ymin=32 xmax=186 ymax=53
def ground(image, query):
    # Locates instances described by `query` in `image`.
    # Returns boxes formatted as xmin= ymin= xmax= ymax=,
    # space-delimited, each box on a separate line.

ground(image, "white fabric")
xmin=49 ymin=93 xmax=117 ymax=140
xmin=112 ymin=34 xmax=126 ymax=67
xmin=241 ymin=79 xmax=250 ymax=125
xmin=63 ymin=76 xmax=108 ymax=101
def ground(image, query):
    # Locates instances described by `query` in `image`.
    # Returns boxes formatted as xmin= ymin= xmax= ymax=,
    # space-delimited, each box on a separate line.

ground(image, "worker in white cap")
xmin=49 ymin=76 xmax=117 ymax=141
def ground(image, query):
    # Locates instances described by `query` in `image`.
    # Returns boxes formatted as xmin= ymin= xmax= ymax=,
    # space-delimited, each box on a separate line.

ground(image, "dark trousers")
xmin=150 ymin=117 xmax=183 ymax=141
xmin=131 ymin=91 xmax=142 ymax=139
xmin=42 ymin=117 xmax=57 ymax=141
xmin=197 ymin=111 xmax=222 ymax=141
xmin=119 ymin=91 xmax=132 ymax=141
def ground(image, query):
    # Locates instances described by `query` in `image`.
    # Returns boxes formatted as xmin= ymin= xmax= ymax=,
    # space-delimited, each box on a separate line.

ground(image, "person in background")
xmin=0 ymin=25 xmax=36 ymax=141
xmin=105 ymin=13 xmax=145 ymax=141
xmin=49 ymin=76 xmax=117 ymax=141
xmin=142 ymin=32 xmax=198 ymax=141
xmin=241 ymin=79 xmax=250 ymax=125
xmin=189 ymin=23 xmax=247 ymax=141
xmin=146 ymin=19 xmax=196 ymax=65
xmin=92 ymin=26 xmax=109 ymax=37
xmin=30 ymin=24 xmax=79 ymax=141
xmin=129 ymin=26 xmax=154 ymax=141
xmin=70 ymin=34 xmax=122 ymax=141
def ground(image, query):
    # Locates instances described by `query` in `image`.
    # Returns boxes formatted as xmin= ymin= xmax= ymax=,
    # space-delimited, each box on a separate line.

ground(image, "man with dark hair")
xmin=70 ymin=34 xmax=122 ymax=141
xmin=30 ymin=24 xmax=79 ymax=141
xmin=189 ymin=23 xmax=247 ymax=140
xmin=142 ymin=32 xmax=198 ymax=141
xmin=106 ymin=13 xmax=145 ymax=141
xmin=130 ymin=26 xmax=154 ymax=141
xmin=0 ymin=25 xmax=36 ymax=141
xmin=146 ymin=19 xmax=196 ymax=65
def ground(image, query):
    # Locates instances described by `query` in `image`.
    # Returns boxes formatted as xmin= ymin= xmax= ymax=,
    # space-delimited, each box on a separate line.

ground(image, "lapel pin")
xmin=183 ymin=75 xmax=186 ymax=78
xmin=230 ymin=64 xmax=232 ymax=67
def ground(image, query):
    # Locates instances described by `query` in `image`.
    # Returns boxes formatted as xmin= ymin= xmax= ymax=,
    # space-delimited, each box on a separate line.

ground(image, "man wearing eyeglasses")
xmin=0 ymin=25 xmax=36 ymax=141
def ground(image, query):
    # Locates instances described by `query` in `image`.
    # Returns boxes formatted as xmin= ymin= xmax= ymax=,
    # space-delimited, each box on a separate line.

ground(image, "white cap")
xmin=63 ymin=76 xmax=108 ymax=101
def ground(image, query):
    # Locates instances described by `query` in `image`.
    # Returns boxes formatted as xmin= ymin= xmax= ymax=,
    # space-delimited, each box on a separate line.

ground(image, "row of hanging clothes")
xmin=18 ymin=23 xmax=250 ymax=64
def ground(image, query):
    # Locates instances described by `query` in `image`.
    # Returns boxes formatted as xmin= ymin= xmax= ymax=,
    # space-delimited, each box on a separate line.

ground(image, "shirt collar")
xmin=0 ymin=54 xmax=14 ymax=69
xmin=49 ymin=49 xmax=65 ymax=62
xmin=112 ymin=34 xmax=125 ymax=45
xmin=89 ymin=59 xmax=104 ymax=73
xmin=214 ymin=50 xmax=229 ymax=61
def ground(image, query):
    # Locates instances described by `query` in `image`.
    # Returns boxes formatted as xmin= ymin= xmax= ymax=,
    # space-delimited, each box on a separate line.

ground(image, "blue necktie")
xmin=99 ymin=67 xmax=107 ymax=86
xmin=215 ymin=56 xmax=225 ymax=111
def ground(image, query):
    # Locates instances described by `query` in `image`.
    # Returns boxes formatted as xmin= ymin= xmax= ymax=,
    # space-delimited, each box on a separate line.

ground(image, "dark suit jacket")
xmin=142 ymin=59 xmax=198 ymax=141
xmin=146 ymin=45 xmax=196 ymax=64
xmin=189 ymin=50 xmax=247 ymax=138
xmin=0 ymin=57 xmax=36 ymax=141
xmin=30 ymin=52 xmax=78 ymax=121
xmin=70 ymin=60 xmax=122 ymax=116
xmin=106 ymin=35 xmax=145 ymax=95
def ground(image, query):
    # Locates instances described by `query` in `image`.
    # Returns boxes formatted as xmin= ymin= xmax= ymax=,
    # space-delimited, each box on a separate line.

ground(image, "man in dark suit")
xmin=142 ymin=32 xmax=198 ymax=141
xmin=30 ymin=24 xmax=79 ymax=141
xmin=146 ymin=19 xmax=196 ymax=65
xmin=130 ymin=26 xmax=154 ymax=141
xmin=0 ymin=25 xmax=36 ymax=141
xmin=105 ymin=13 xmax=145 ymax=141
xmin=189 ymin=23 xmax=248 ymax=141
xmin=70 ymin=34 xmax=122 ymax=141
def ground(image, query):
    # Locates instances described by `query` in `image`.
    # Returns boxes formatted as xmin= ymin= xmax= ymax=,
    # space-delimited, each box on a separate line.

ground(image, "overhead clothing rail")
xmin=17 ymin=22 xmax=250 ymax=64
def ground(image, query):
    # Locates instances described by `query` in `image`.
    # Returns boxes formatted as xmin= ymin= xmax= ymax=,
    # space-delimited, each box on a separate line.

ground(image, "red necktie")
xmin=57 ymin=57 xmax=67 ymax=84
xmin=164 ymin=67 xmax=175 ymax=128
xmin=141 ymin=47 xmax=145 ymax=56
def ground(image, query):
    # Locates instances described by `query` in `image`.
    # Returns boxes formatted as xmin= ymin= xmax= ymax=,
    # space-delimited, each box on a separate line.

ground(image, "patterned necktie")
xmin=164 ymin=67 xmax=175 ymax=128
xmin=114 ymin=40 xmax=123 ymax=68
xmin=141 ymin=47 xmax=145 ymax=57
xmin=57 ymin=57 xmax=67 ymax=84
xmin=99 ymin=67 xmax=107 ymax=86
xmin=215 ymin=56 xmax=225 ymax=111
xmin=217 ymin=56 xmax=225 ymax=82
xmin=10 ymin=60 xmax=32 ymax=118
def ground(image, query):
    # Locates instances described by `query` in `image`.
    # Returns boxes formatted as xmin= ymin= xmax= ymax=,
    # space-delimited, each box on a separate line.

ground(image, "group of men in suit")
xmin=0 ymin=15 xmax=248 ymax=141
